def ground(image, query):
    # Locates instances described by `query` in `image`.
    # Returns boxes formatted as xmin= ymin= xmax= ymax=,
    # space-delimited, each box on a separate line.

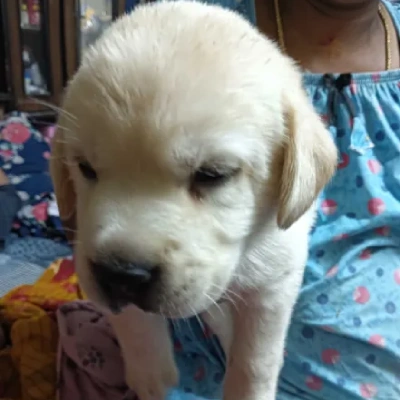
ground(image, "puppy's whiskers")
xmin=184 ymin=306 xmax=197 ymax=342
xmin=30 ymin=98 xmax=79 ymax=126
xmin=54 ymin=125 xmax=76 ymax=135
xmin=52 ymin=135 xmax=80 ymax=144
xmin=208 ymin=282 xmax=243 ymax=312
xmin=194 ymin=313 xmax=206 ymax=335
xmin=170 ymin=318 xmax=179 ymax=337
xmin=30 ymin=98 xmax=78 ymax=121
xmin=203 ymin=293 xmax=225 ymax=317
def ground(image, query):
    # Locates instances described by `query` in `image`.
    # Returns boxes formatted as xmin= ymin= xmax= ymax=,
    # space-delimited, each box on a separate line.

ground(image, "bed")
xmin=0 ymin=112 xmax=72 ymax=296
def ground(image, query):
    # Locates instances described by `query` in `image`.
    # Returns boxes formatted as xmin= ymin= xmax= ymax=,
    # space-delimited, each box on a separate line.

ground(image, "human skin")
xmin=255 ymin=0 xmax=399 ymax=72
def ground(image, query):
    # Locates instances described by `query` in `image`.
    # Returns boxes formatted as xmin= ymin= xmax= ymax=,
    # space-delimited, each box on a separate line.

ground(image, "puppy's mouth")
xmin=97 ymin=280 xmax=157 ymax=314
xmin=90 ymin=259 xmax=162 ymax=314
xmin=89 ymin=258 xmax=229 ymax=317
xmin=156 ymin=283 xmax=229 ymax=319
xmin=95 ymin=277 xmax=225 ymax=318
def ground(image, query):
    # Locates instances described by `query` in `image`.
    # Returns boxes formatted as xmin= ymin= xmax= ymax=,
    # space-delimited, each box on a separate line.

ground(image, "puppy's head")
xmin=51 ymin=1 xmax=337 ymax=317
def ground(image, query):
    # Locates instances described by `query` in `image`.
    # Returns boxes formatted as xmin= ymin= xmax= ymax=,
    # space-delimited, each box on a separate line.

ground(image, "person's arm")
xmin=0 ymin=169 xmax=21 ymax=249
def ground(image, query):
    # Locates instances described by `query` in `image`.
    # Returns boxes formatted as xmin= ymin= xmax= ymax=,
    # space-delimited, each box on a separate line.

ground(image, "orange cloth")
xmin=0 ymin=257 xmax=84 ymax=400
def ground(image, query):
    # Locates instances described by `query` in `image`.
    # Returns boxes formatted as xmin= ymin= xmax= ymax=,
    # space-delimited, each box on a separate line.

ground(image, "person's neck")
xmin=280 ymin=0 xmax=381 ymax=50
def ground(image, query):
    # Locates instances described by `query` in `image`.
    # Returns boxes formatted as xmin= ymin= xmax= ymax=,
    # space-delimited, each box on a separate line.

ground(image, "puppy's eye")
xmin=78 ymin=161 xmax=97 ymax=181
xmin=192 ymin=167 xmax=237 ymax=187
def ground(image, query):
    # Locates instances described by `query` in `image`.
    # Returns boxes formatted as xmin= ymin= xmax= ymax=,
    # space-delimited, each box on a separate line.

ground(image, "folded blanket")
xmin=0 ymin=257 xmax=82 ymax=400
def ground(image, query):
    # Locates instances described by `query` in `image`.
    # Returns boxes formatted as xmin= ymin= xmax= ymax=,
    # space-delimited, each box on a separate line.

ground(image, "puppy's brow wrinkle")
xmin=55 ymin=159 xmax=77 ymax=168
xmin=48 ymin=156 xmax=72 ymax=165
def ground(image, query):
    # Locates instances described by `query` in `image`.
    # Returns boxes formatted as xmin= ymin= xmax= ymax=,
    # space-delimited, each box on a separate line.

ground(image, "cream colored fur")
xmin=50 ymin=1 xmax=337 ymax=399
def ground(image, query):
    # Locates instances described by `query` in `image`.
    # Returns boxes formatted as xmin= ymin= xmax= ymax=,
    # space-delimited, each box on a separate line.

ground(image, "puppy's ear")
xmin=50 ymin=122 xmax=77 ymax=241
xmin=277 ymin=87 xmax=337 ymax=230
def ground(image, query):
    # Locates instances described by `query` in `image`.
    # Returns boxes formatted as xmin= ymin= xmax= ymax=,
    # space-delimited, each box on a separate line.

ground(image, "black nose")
xmin=90 ymin=257 xmax=160 ymax=312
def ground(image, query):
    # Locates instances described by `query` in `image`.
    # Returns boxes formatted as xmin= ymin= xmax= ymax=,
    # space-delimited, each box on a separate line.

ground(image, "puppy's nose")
xmin=125 ymin=266 xmax=153 ymax=284
xmin=93 ymin=259 xmax=158 ymax=286
xmin=90 ymin=257 xmax=160 ymax=312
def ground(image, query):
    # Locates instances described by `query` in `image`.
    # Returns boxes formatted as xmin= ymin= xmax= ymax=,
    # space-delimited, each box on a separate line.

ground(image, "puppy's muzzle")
xmin=90 ymin=257 xmax=161 ymax=313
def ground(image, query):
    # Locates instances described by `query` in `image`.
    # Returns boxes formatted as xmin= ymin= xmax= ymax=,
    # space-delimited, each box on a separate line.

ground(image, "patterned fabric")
xmin=170 ymin=319 xmax=225 ymax=399
xmin=56 ymin=301 xmax=224 ymax=400
xmin=278 ymin=82 xmax=400 ymax=399
xmin=0 ymin=257 xmax=83 ymax=400
xmin=3 ymin=236 xmax=72 ymax=268
xmin=0 ymin=112 xmax=66 ymax=241
xmin=57 ymin=301 xmax=131 ymax=400
xmin=0 ymin=254 xmax=44 ymax=297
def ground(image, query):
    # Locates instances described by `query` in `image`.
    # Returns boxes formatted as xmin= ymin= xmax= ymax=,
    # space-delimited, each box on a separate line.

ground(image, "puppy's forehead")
xmin=63 ymin=2 xmax=286 ymax=168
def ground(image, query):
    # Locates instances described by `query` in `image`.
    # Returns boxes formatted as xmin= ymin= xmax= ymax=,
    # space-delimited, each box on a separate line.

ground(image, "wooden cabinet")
xmin=4 ymin=0 xmax=63 ymax=114
xmin=0 ymin=0 xmax=128 ymax=117
xmin=63 ymin=0 xmax=127 ymax=83
xmin=0 ymin=2 xmax=11 ymax=118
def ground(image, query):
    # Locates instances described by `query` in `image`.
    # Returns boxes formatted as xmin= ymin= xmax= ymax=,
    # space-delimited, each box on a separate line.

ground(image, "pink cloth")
xmin=39 ymin=125 xmax=57 ymax=143
xmin=57 ymin=300 xmax=136 ymax=400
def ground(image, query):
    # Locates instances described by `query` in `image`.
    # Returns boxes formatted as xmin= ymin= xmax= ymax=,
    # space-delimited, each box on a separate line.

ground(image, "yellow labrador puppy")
xmin=51 ymin=1 xmax=337 ymax=399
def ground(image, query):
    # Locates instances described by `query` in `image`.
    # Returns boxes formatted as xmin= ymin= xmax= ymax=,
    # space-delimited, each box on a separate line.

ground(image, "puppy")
xmin=50 ymin=1 xmax=337 ymax=400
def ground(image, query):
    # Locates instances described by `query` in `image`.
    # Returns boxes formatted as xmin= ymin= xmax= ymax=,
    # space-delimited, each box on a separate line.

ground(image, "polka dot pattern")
xmin=369 ymin=335 xmax=385 ymax=348
xmin=322 ymin=349 xmax=340 ymax=364
xmin=375 ymin=226 xmax=390 ymax=236
xmin=333 ymin=233 xmax=349 ymax=241
xmin=302 ymin=326 xmax=314 ymax=339
xmin=367 ymin=159 xmax=382 ymax=174
xmin=194 ymin=366 xmax=206 ymax=382
xmin=317 ymin=293 xmax=329 ymax=304
xmin=365 ymin=354 xmax=376 ymax=364
xmin=360 ymin=383 xmax=378 ymax=398
xmin=353 ymin=287 xmax=370 ymax=304
xmin=283 ymin=31 xmax=400 ymax=400
xmin=385 ymin=302 xmax=396 ymax=314
xmin=326 ymin=265 xmax=338 ymax=277
xmin=368 ymin=198 xmax=386 ymax=215
xmin=360 ymin=249 xmax=372 ymax=260
xmin=321 ymin=199 xmax=338 ymax=215
xmin=338 ymin=153 xmax=350 ymax=169
xmin=394 ymin=269 xmax=400 ymax=285
xmin=305 ymin=375 xmax=323 ymax=391
xmin=375 ymin=130 xmax=385 ymax=141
